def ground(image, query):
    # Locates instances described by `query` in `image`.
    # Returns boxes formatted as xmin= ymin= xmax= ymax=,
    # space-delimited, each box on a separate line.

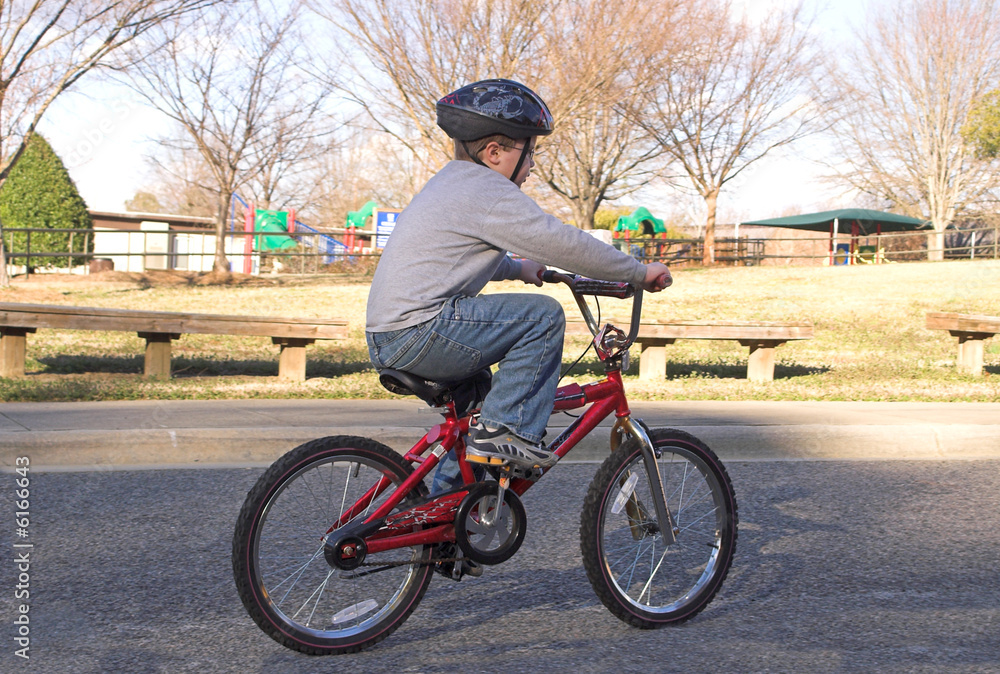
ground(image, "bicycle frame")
xmin=330 ymin=275 xmax=676 ymax=558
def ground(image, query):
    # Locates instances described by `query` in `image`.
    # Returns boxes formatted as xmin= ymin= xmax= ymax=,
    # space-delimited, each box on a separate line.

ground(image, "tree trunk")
xmin=702 ymin=190 xmax=719 ymax=265
xmin=213 ymin=195 xmax=234 ymax=275
xmin=927 ymin=230 xmax=945 ymax=262
xmin=571 ymin=200 xmax=597 ymax=231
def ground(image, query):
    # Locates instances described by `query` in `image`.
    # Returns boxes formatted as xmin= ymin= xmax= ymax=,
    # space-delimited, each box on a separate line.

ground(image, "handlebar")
xmin=540 ymin=270 xmax=669 ymax=354
xmin=539 ymin=270 xmax=671 ymax=294
xmin=540 ymin=270 xmax=634 ymax=297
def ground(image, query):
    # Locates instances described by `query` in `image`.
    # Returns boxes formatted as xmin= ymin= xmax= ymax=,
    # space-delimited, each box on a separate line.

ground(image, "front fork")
xmin=611 ymin=417 xmax=678 ymax=545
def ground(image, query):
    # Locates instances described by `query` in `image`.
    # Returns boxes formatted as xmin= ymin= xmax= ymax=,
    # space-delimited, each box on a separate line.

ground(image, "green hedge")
xmin=0 ymin=134 xmax=92 ymax=267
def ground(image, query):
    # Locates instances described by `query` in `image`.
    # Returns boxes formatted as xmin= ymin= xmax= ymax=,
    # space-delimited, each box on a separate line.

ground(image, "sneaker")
xmin=465 ymin=425 xmax=558 ymax=469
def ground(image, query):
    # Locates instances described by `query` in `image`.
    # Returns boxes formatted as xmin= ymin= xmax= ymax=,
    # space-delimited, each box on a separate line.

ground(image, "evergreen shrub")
xmin=0 ymin=134 xmax=93 ymax=268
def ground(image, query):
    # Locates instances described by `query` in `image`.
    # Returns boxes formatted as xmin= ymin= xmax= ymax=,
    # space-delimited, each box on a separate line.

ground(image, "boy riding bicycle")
xmin=365 ymin=79 xmax=670 ymax=491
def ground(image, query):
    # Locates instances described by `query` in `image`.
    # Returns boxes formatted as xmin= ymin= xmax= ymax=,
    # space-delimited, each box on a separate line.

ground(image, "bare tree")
xmin=243 ymin=98 xmax=337 ymax=212
xmin=827 ymin=0 xmax=1000 ymax=259
xmin=319 ymin=0 xmax=549 ymax=185
xmin=317 ymin=0 xmax=672 ymax=229
xmin=133 ymin=143 xmax=218 ymax=217
xmin=528 ymin=0 xmax=671 ymax=229
xmin=296 ymin=130 xmax=422 ymax=228
xmin=118 ymin=0 xmax=333 ymax=273
xmin=635 ymin=0 xmax=822 ymax=264
xmin=0 ymin=0 xmax=215 ymax=284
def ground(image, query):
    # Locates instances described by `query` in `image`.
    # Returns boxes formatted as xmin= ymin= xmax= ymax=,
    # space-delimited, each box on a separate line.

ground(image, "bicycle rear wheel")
xmin=580 ymin=428 xmax=737 ymax=628
xmin=232 ymin=436 xmax=433 ymax=655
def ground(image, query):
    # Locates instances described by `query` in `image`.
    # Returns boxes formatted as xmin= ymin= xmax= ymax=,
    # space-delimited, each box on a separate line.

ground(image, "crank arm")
xmin=482 ymin=475 xmax=511 ymax=527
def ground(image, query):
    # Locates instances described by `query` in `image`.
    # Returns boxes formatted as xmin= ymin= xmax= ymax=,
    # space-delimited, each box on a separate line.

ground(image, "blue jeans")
xmin=367 ymin=293 xmax=565 ymax=441
xmin=367 ymin=293 xmax=565 ymax=490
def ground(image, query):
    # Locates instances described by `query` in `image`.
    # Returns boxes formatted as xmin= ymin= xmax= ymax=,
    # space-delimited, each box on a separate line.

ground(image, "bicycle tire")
xmin=232 ymin=436 xmax=434 ymax=655
xmin=580 ymin=428 xmax=738 ymax=628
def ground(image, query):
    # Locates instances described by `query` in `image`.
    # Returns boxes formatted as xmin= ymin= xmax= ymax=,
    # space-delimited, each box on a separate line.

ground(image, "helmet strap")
xmin=462 ymin=141 xmax=488 ymax=168
xmin=509 ymin=143 xmax=531 ymax=183
xmin=463 ymin=139 xmax=529 ymax=184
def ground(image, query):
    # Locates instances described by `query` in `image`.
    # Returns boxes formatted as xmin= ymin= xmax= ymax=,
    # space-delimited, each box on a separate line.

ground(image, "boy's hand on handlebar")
xmin=518 ymin=259 xmax=546 ymax=287
xmin=641 ymin=263 xmax=672 ymax=292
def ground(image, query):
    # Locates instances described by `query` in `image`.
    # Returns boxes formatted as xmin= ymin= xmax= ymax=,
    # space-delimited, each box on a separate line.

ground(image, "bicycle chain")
xmin=355 ymin=556 xmax=463 ymax=568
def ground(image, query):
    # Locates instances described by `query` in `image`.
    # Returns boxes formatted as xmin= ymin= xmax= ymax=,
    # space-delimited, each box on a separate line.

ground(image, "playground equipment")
xmin=229 ymin=194 xmax=348 ymax=273
xmin=615 ymin=207 xmax=666 ymax=238
xmin=253 ymin=209 xmax=298 ymax=252
xmin=345 ymin=200 xmax=376 ymax=253
xmin=221 ymin=195 xmax=403 ymax=274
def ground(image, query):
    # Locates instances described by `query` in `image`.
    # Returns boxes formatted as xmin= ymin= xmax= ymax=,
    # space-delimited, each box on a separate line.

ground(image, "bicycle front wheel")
xmin=232 ymin=436 xmax=434 ymax=655
xmin=580 ymin=428 xmax=737 ymax=628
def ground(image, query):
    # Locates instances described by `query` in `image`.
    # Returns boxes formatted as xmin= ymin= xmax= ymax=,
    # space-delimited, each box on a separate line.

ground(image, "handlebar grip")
xmin=655 ymin=273 xmax=673 ymax=290
xmin=540 ymin=269 xmax=560 ymax=283
xmin=572 ymin=277 xmax=636 ymax=299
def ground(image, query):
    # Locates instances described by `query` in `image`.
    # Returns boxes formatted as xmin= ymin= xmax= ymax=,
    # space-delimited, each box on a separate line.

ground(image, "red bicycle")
xmin=232 ymin=272 xmax=738 ymax=655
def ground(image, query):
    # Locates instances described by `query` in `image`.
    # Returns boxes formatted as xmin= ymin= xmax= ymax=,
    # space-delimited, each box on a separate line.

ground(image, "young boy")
xmin=366 ymin=79 xmax=670 ymax=486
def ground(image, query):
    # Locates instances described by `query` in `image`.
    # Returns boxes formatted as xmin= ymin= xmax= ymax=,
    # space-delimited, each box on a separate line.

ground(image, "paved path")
xmin=5 ymin=461 xmax=998 ymax=672
xmin=1 ymin=399 xmax=999 ymax=469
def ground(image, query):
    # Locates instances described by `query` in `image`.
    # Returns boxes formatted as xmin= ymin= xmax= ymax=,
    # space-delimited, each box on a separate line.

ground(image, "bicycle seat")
xmin=378 ymin=368 xmax=491 ymax=415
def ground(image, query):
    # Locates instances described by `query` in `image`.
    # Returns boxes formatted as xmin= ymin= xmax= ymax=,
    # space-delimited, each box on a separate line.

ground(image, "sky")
xmin=36 ymin=0 xmax=871 ymax=227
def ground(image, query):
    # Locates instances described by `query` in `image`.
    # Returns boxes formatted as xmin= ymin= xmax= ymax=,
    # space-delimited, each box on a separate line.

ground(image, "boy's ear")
xmin=482 ymin=141 xmax=504 ymax=166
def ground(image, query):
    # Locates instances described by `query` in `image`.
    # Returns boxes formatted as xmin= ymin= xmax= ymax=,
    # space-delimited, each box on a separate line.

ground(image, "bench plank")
xmin=0 ymin=302 xmax=348 ymax=340
xmin=926 ymin=312 xmax=1000 ymax=376
xmin=0 ymin=302 xmax=348 ymax=381
xmin=926 ymin=312 xmax=1000 ymax=335
xmin=634 ymin=320 xmax=813 ymax=341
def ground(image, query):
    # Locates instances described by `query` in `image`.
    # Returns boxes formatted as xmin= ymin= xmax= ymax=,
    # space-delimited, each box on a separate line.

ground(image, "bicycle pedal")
xmin=461 ymin=559 xmax=484 ymax=577
xmin=486 ymin=464 xmax=543 ymax=482
xmin=465 ymin=454 xmax=507 ymax=466
xmin=516 ymin=466 xmax=544 ymax=481
xmin=432 ymin=543 xmax=480 ymax=582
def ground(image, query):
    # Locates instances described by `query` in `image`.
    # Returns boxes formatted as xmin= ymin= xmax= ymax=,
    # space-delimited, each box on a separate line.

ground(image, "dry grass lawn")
xmin=0 ymin=260 xmax=997 ymax=402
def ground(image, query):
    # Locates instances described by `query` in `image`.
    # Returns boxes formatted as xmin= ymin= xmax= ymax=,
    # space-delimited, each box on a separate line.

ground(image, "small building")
xmin=90 ymin=211 xmax=247 ymax=273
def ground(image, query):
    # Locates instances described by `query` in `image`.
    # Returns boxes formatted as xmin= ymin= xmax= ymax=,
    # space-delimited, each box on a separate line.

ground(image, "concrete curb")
xmin=4 ymin=422 xmax=999 ymax=469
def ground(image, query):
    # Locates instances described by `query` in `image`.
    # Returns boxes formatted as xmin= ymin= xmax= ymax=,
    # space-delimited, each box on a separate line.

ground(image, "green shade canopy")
xmin=616 ymin=207 xmax=666 ymax=234
xmin=741 ymin=208 xmax=930 ymax=236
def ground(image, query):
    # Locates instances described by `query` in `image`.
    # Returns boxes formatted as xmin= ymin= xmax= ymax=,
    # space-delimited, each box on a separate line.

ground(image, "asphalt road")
xmin=3 ymin=460 xmax=998 ymax=673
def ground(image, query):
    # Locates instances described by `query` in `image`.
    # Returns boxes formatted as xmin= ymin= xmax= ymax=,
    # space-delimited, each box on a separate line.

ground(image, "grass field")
xmin=0 ymin=260 xmax=997 ymax=402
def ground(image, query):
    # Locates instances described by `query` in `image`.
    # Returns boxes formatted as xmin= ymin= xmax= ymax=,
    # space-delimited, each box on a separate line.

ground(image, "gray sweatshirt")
xmin=366 ymin=160 xmax=647 ymax=333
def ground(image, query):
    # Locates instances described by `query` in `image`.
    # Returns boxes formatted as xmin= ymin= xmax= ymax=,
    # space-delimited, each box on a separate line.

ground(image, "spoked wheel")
xmin=232 ymin=436 xmax=434 ymax=655
xmin=580 ymin=428 xmax=738 ymax=628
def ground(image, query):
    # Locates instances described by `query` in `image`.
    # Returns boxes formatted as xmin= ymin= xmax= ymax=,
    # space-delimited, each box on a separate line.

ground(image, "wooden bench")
xmin=926 ymin=312 xmax=1000 ymax=376
xmin=0 ymin=302 xmax=348 ymax=382
xmin=566 ymin=319 xmax=814 ymax=382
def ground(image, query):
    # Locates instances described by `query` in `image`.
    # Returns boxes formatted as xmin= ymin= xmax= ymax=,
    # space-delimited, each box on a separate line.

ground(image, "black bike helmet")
xmin=437 ymin=78 xmax=553 ymax=181
xmin=437 ymin=79 xmax=553 ymax=140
